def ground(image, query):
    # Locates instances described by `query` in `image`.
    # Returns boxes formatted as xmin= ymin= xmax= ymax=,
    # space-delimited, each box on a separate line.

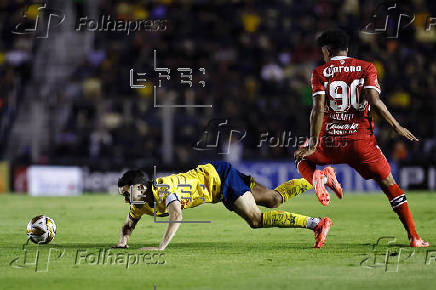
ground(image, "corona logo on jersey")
xmin=323 ymin=65 xmax=362 ymax=78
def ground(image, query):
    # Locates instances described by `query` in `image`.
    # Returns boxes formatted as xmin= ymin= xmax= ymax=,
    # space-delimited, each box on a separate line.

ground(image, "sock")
xmin=306 ymin=217 xmax=321 ymax=229
xmin=297 ymin=160 xmax=315 ymax=185
xmin=382 ymin=184 xmax=418 ymax=239
xmin=274 ymin=178 xmax=313 ymax=202
xmin=262 ymin=210 xmax=314 ymax=229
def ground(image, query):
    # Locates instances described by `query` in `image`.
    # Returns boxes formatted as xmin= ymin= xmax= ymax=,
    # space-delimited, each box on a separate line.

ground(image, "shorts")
xmin=302 ymin=136 xmax=391 ymax=180
xmin=210 ymin=161 xmax=254 ymax=211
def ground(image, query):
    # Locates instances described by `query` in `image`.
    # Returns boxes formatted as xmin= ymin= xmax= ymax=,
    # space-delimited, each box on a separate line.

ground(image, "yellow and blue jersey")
xmin=129 ymin=162 xmax=255 ymax=220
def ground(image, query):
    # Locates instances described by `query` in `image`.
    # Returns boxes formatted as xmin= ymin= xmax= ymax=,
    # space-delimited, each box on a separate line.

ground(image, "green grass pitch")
xmin=1 ymin=192 xmax=435 ymax=290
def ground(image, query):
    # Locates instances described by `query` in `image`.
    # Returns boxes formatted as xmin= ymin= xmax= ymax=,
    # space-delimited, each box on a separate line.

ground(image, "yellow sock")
xmin=274 ymin=178 xmax=312 ymax=203
xmin=262 ymin=210 xmax=309 ymax=228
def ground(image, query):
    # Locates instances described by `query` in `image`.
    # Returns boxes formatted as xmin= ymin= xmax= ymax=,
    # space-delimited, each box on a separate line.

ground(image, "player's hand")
xmin=112 ymin=243 xmax=128 ymax=249
xmin=394 ymin=125 xmax=419 ymax=142
xmin=294 ymin=146 xmax=316 ymax=162
xmin=139 ymin=246 xmax=163 ymax=251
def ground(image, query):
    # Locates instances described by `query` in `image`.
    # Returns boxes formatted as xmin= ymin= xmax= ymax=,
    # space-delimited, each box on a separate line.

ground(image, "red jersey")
xmin=311 ymin=56 xmax=381 ymax=140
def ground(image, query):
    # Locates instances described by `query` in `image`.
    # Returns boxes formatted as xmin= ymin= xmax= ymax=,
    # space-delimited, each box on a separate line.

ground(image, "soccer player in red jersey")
xmin=294 ymin=30 xmax=429 ymax=247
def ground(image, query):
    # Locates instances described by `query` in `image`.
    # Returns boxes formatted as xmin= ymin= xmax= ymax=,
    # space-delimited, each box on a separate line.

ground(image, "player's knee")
xmin=378 ymin=173 xmax=396 ymax=188
xmin=269 ymin=191 xmax=281 ymax=208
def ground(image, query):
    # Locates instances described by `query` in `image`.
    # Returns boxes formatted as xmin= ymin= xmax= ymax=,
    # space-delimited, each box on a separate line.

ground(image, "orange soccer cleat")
xmin=323 ymin=166 xmax=343 ymax=199
xmin=409 ymin=237 xmax=430 ymax=247
xmin=313 ymin=170 xmax=330 ymax=206
xmin=313 ymin=217 xmax=333 ymax=248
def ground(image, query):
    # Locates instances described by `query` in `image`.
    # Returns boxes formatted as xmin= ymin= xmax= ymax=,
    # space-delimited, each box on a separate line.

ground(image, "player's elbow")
xmin=376 ymin=99 xmax=387 ymax=111
xmin=171 ymin=212 xmax=183 ymax=221
xmin=366 ymin=88 xmax=381 ymax=106
xmin=370 ymin=99 xmax=387 ymax=114
xmin=312 ymin=103 xmax=324 ymax=114
xmin=311 ymin=94 xmax=325 ymax=112
xmin=168 ymin=201 xmax=183 ymax=221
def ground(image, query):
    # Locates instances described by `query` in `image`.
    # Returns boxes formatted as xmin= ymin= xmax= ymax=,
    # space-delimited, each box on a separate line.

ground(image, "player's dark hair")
xmin=118 ymin=170 xmax=148 ymax=187
xmin=317 ymin=30 xmax=349 ymax=54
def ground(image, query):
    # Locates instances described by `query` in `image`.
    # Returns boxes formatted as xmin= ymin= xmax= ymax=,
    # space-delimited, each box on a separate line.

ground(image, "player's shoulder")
xmin=130 ymin=203 xmax=153 ymax=216
xmin=348 ymin=57 xmax=375 ymax=70
xmin=312 ymin=62 xmax=328 ymax=74
xmin=313 ymin=57 xmax=376 ymax=76
xmin=311 ymin=63 xmax=328 ymax=82
xmin=313 ymin=57 xmax=375 ymax=68
xmin=197 ymin=163 xmax=217 ymax=174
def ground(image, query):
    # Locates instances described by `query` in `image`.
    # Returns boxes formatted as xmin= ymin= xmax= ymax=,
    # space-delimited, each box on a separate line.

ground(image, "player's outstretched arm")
xmin=295 ymin=93 xmax=325 ymax=161
xmin=141 ymin=200 xmax=182 ymax=251
xmin=113 ymin=213 xmax=139 ymax=248
xmin=366 ymin=88 xmax=419 ymax=142
xmin=309 ymin=93 xmax=326 ymax=145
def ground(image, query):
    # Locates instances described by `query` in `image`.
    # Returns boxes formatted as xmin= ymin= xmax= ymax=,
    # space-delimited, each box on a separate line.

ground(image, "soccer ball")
xmin=26 ymin=215 xmax=57 ymax=244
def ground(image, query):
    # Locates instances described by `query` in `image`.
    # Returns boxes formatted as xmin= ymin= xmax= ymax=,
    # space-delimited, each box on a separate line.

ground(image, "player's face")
xmin=118 ymin=184 xmax=147 ymax=204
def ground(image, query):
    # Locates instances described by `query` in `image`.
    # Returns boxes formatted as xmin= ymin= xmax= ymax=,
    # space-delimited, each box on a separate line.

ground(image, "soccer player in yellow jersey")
xmin=114 ymin=162 xmax=334 ymax=250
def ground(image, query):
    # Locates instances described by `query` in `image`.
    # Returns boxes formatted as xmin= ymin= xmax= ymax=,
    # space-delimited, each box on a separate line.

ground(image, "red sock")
xmin=297 ymin=160 xmax=315 ymax=185
xmin=382 ymin=184 xmax=419 ymax=239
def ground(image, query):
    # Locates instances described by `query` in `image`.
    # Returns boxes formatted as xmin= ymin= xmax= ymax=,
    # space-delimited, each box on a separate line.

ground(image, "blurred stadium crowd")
xmin=1 ymin=0 xmax=436 ymax=170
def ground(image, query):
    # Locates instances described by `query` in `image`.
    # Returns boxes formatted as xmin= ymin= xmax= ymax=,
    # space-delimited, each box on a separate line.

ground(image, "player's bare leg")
xmin=232 ymin=191 xmax=333 ymax=248
xmin=250 ymin=183 xmax=282 ymax=208
xmin=296 ymin=159 xmax=316 ymax=184
xmin=232 ymin=191 xmax=263 ymax=228
xmin=377 ymin=173 xmax=429 ymax=247
xmin=250 ymin=179 xmax=312 ymax=208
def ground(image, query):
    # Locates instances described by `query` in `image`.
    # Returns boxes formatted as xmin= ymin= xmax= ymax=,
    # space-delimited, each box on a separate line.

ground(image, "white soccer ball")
xmin=26 ymin=215 xmax=57 ymax=244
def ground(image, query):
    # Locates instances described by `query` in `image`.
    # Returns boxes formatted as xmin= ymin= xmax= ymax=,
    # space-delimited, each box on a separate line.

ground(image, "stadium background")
xmin=0 ymin=0 xmax=436 ymax=195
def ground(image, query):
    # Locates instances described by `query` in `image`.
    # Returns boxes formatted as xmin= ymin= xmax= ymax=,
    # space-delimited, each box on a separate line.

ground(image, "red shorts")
xmin=303 ymin=136 xmax=391 ymax=180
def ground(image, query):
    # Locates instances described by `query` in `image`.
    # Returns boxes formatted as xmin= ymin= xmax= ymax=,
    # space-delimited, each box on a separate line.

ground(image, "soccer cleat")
xmin=409 ymin=237 xmax=430 ymax=247
xmin=323 ymin=167 xmax=343 ymax=199
xmin=313 ymin=170 xmax=330 ymax=206
xmin=313 ymin=217 xmax=333 ymax=248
